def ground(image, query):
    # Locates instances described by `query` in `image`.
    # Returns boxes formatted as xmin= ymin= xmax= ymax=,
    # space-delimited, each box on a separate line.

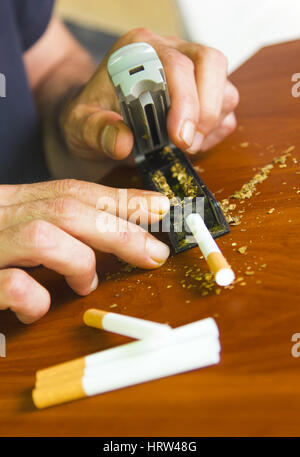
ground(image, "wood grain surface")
xmin=1 ymin=40 xmax=300 ymax=437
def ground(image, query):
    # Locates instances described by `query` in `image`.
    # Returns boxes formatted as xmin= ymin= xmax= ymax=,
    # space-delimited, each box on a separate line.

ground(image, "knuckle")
xmin=166 ymin=35 xmax=183 ymax=45
xmin=226 ymin=84 xmax=240 ymax=111
xmin=205 ymin=46 xmax=228 ymax=68
xmin=3 ymin=269 xmax=27 ymax=302
xmin=54 ymin=179 xmax=81 ymax=197
xmin=127 ymin=27 xmax=153 ymax=42
xmin=51 ymin=197 xmax=78 ymax=218
xmin=223 ymin=114 xmax=237 ymax=134
xmin=165 ymin=49 xmax=194 ymax=71
xmin=26 ymin=220 xmax=52 ymax=251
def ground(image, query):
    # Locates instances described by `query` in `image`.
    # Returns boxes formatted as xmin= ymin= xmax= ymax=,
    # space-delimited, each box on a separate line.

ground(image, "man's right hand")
xmin=0 ymin=179 xmax=170 ymax=324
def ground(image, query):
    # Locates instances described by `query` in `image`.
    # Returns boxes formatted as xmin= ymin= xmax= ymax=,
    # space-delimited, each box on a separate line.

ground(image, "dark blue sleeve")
xmin=12 ymin=0 xmax=55 ymax=51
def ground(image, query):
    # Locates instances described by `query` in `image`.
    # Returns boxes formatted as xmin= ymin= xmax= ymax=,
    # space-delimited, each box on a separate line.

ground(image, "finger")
xmin=0 ymin=179 xmax=170 ymax=222
xmin=1 ymin=188 xmax=169 ymax=227
xmin=64 ymin=103 xmax=134 ymax=160
xmin=155 ymin=45 xmax=201 ymax=153
xmin=201 ymin=112 xmax=237 ymax=152
xmin=180 ymin=43 xmax=228 ymax=139
xmin=0 ymin=268 xmax=51 ymax=324
xmin=176 ymin=80 xmax=238 ymax=157
xmin=177 ymin=111 xmax=237 ymax=157
xmin=94 ymin=211 xmax=170 ymax=268
xmin=0 ymin=220 xmax=98 ymax=296
xmin=221 ymin=81 xmax=240 ymax=117
xmin=0 ymin=200 xmax=170 ymax=269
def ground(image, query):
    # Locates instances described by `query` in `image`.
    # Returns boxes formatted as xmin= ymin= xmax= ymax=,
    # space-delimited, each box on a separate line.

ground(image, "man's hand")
xmin=0 ymin=180 xmax=170 ymax=324
xmin=26 ymin=17 xmax=239 ymax=178
xmin=14 ymin=19 xmax=239 ymax=326
xmin=61 ymin=28 xmax=239 ymax=161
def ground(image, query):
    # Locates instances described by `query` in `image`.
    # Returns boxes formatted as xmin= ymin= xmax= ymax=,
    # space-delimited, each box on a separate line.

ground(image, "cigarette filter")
xmin=83 ymin=308 xmax=172 ymax=340
xmin=33 ymin=335 xmax=221 ymax=409
xmin=186 ymin=213 xmax=235 ymax=286
xmin=35 ymin=318 xmax=219 ymax=387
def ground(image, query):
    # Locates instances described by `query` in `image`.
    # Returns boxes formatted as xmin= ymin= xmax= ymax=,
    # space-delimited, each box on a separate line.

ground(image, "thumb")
xmin=63 ymin=103 xmax=134 ymax=161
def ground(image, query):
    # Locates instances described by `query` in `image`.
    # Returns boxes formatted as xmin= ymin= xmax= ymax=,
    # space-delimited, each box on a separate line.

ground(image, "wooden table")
xmin=1 ymin=39 xmax=300 ymax=437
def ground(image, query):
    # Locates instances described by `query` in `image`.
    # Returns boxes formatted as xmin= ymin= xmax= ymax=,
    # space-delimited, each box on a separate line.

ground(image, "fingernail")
xmin=155 ymin=196 xmax=170 ymax=215
xmin=146 ymin=237 xmax=170 ymax=265
xmin=143 ymin=192 xmax=170 ymax=215
xmin=101 ymin=125 xmax=118 ymax=157
xmin=90 ymin=273 xmax=99 ymax=292
xmin=186 ymin=131 xmax=205 ymax=154
xmin=180 ymin=120 xmax=195 ymax=147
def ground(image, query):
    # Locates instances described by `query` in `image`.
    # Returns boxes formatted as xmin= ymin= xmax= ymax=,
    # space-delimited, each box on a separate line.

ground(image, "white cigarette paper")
xmin=84 ymin=317 xmax=219 ymax=367
xmin=84 ymin=308 xmax=172 ymax=340
xmin=186 ymin=213 xmax=235 ymax=286
xmin=33 ymin=334 xmax=221 ymax=408
xmin=36 ymin=318 xmax=219 ymax=387
xmin=83 ymin=338 xmax=220 ymax=396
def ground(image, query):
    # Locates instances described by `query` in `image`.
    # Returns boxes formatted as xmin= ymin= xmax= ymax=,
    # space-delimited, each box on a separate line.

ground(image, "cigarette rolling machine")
xmin=107 ymin=43 xmax=229 ymax=254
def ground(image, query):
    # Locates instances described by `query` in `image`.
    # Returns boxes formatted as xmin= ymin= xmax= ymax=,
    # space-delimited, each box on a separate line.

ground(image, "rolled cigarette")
xmin=186 ymin=213 xmax=235 ymax=286
xmin=33 ymin=336 xmax=221 ymax=409
xmin=36 ymin=318 xmax=219 ymax=386
xmin=36 ymin=334 xmax=219 ymax=390
xmin=83 ymin=308 xmax=172 ymax=340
